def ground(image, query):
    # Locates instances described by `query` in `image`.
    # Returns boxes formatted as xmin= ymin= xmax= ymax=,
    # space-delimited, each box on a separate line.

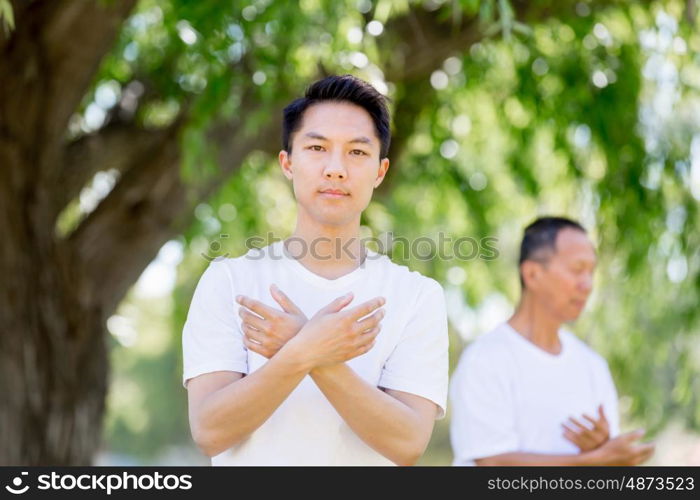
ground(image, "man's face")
xmin=279 ymin=101 xmax=389 ymax=227
xmin=525 ymin=228 xmax=597 ymax=322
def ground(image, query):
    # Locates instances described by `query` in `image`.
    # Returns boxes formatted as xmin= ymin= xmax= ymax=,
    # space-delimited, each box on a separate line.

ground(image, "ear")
xmin=374 ymin=158 xmax=390 ymax=188
xmin=279 ymin=150 xmax=293 ymax=181
xmin=520 ymin=260 xmax=543 ymax=291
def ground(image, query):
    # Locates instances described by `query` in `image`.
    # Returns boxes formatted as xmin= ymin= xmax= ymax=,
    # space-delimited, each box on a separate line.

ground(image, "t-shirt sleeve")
xmin=181 ymin=260 xmax=248 ymax=388
xmin=377 ymin=279 xmax=449 ymax=419
xmin=596 ymin=357 xmax=620 ymax=438
xmin=449 ymin=342 xmax=519 ymax=465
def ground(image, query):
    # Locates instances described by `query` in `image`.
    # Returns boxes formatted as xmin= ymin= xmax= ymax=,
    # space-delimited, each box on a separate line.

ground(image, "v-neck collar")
xmin=273 ymin=239 xmax=376 ymax=290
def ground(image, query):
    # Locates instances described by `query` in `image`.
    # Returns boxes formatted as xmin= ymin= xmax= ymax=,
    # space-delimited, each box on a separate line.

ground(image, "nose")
xmin=579 ymin=273 xmax=593 ymax=294
xmin=323 ymin=152 xmax=347 ymax=180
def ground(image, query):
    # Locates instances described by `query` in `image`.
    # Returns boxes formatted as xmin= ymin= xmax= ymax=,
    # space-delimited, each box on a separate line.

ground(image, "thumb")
xmin=318 ymin=292 xmax=354 ymax=315
xmin=270 ymin=284 xmax=303 ymax=315
xmin=625 ymin=428 xmax=646 ymax=442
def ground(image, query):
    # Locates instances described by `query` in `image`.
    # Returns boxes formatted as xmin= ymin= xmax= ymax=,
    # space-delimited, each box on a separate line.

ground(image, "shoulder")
xmin=457 ymin=324 xmax=515 ymax=370
xmin=373 ymin=254 xmax=445 ymax=297
xmin=452 ymin=325 xmax=515 ymax=393
xmin=193 ymin=244 xmax=267 ymax=297
xmin=209 ymin=241 xmax=277 ymax=275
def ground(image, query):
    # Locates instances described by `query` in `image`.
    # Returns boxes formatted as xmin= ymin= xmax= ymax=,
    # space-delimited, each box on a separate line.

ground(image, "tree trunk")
xmin=0 ymin=143 xmax=107 ymax=465
xmin=0 ymin=0 xmax=137 ymax=465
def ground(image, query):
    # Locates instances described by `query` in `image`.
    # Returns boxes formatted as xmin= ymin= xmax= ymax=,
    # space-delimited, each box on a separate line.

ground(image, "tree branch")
xmin=67 ymin=106 xmax=284 ymax=317
xmin=67 ymin=120 xmax=185 ymax=316
xmin=58 ymin=122 xmax=172 ymax=216
xmin=40 ymin=0 xmax=137 ymax=143
xmin=382 ymin=8 xmax=481 ymax=84
xmin=0 ymin=0 xmax=137 ymax=181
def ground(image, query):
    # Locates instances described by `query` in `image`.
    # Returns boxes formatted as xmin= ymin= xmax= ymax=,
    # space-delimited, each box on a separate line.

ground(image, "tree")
xmin=1 ymin=0 xmax=697 ymax=465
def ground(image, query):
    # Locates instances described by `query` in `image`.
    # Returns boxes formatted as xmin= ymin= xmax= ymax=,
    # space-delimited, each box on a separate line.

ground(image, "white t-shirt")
xmin=182 ymin=240 xmax=449 ymax=465
xmin=450 ymin=322 xmax=620 ymax=466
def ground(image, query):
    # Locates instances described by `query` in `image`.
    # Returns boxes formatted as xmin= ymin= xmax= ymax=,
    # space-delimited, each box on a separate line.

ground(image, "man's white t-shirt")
xmin=450 ymin=322 xmax=620 ymax=466
xmin=182 ymin=240 xmax=449 ymax=465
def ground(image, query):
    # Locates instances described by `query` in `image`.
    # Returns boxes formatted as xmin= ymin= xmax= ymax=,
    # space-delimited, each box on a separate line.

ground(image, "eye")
xmin=306 ymin=145 xmax=325 ymax=152
xmin=573 ymin=264 xmax=593 ymax=275
xmin=350 ymin=149 xmax=368 ymax=156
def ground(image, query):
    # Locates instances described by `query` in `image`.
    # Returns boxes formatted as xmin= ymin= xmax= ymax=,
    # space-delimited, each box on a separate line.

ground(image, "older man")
xmin=450 ymin=216 xmax=654 ymax=466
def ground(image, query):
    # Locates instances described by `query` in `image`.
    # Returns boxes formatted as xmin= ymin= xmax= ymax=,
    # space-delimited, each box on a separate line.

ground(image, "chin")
xmin=562 ymin=309 xmax=584 ymax=323
xmin=313 ymin=212 xmax=357 ymax=227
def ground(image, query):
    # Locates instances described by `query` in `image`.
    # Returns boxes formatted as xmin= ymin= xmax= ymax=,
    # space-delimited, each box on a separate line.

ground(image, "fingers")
xmin=562 ymin=422 xmax=582 ymax=437
xmin=635 ymin=443 xmax=655 ymax=464
xmin=241 ymin=322 xmax=265 ymax=344
xmin=243 ymin=334 xmax=273 ymax=359
xmin=568 ymin=416 xmax=592 ymax=433
xmin=622 ymin=428 xmax=646 ymax=443
xmin=565 ymin=412 xmax=613 ymax=451
xmin=347 ymin=326 xmax=381 ymax=359
xmin=563 ymin=431 xmax=591 ymax=451
xmin=562 ymin=425 xmax=584 ymax=447
xmin=582 ymin=412 xmax=609 ymax=433
xmin=598 ymin=404 xmax=608 ymax=422
xmin=239 ymin=307 xmax=267 ymax=332
xmin=347 ymin=297 xmax=386 ymax=320
xmin=318 ymin=292 xmax=354 ymax=315
xmin=236 ymin=295 xmax=272 ymax=319
xmin=562 ymin=422 xmax=596 ymax=450
xmin=357 ymin=339 xmax=376 ymax=356
xmin=270 ymin=284 xmax=304 ymax=316
xmin=355 ymin=308 xmax=385 ymax=332
xmin=638 ymin=442 xmax=655 ymax=455
xmin=582 ymin=413 xmax=598 ymax=427
xmin=626 ymin=442 xmax=655 ymax=465
xmin=358 ymin=325 xmax=381 ymax=347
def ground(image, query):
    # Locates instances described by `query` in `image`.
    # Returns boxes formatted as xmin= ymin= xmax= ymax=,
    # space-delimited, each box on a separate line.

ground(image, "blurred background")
xmin=0 ymin=0 xmax=698 ymax=465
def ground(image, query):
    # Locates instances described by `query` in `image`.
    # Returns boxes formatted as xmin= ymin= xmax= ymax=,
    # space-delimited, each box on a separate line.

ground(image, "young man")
xmin=182 ymin=75 xmax=448 ymax=465
xmin=450 ymin=217 xmax=655 ymax=466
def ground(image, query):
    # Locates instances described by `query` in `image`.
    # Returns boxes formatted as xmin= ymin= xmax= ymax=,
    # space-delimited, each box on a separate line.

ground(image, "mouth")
xmin=318 ymin=189 xmax=349 ymax=198
xmin=571 ymin=299 xmax=586 ymax=309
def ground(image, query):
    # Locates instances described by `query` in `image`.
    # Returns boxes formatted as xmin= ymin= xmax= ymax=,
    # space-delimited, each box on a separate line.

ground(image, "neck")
xmin=285 ymin=211 xmax=365 ymax=280
xmin=508 ymin=292 xmax=563 ymax=355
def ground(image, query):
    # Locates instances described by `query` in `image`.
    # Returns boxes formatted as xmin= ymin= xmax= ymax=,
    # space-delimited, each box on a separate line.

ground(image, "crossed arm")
xmin=309 ymin=364 xmax=437 ymax=465
xmin=187 ymin=285 xmax=438 ymax=464
xmin=187 ymin=355 xmax=307 ymax=458
xmin=474 ymin=428 xmax=654 ymax=466
xmin=463 ymin=405 xmax=654 ymax=466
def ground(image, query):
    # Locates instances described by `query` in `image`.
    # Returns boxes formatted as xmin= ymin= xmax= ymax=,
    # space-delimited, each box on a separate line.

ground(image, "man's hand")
xmin=285 ymin=293 xmax=385 ymax=369
xmin=237 ymin=284 xmax=307 ymax=358
xmin=586 ymin=428 xmax=655 ymax=465
xmin=562 ymin=404 xmax=610 ymax=451
xmin=238 ymin=286 xmax=386 ymax=366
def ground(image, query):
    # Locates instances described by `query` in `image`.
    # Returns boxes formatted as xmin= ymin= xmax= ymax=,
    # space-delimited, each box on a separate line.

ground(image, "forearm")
xmin=310 ymin=363 xmax=429 ymax=466
xmin=476 ymin=451 xmax=600 ymax=466
xmin=194 ymin=346 xmax=310 ymax=456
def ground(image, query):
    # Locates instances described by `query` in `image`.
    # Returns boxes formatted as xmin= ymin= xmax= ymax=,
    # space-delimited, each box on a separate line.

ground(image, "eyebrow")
xmin=304 ymin=132 xmax=327 ymax=141
xmin=303 ymin=132 xmax=374 ymax=145
xmin=349 ymin=136 xmax=373 ymax=145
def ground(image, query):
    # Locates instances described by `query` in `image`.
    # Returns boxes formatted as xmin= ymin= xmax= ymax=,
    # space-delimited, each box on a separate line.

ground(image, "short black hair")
xmin=282 ymin=74 xmax=391 ymax=158
xmin=518 ymin=216 xmax=587 ymax=288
